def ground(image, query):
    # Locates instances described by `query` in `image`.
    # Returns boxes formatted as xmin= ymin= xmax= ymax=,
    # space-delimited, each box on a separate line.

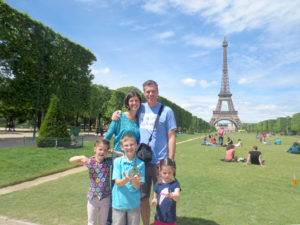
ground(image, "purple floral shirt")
xmin=85 ymin=156 xmax=113 ymax=200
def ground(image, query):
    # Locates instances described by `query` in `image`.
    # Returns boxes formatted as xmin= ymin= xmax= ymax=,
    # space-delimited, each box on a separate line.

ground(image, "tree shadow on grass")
xmin=177 ymin=216 xmax=220 ymax=225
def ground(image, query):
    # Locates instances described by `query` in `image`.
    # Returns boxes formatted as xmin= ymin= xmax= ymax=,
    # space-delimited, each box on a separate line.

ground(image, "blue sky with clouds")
xmin=4 ymin=0 xmax=300 ymax=123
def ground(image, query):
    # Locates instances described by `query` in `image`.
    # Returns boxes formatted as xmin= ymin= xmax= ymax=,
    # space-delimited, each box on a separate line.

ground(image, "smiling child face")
xmin=94 ymin=143 xmax=108 ymax=162
xmin=121 ymin=137 xmax=137 ymax=160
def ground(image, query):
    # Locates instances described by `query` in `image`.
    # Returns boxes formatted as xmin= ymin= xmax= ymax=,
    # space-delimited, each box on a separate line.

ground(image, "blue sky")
xmin=4 ymin=0 xmax=300 ymax=123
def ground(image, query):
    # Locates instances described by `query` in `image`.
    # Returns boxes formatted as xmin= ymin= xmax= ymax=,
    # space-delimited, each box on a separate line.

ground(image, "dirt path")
xmin=0 ymin=167 xmax=87 ymax=195
xmin=0 ymin=216 xmax=40 ymax=225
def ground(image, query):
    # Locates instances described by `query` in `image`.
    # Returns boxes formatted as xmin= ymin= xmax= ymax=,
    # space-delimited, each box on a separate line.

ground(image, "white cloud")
xmin=183 ymin=34 xmax=220 ymax=48
xmin=238 ymin=78 xmax=249 ymax=84
xmin=143 ymin=0 xmax=168 ymax=14
xmin=92 ymin=67 xmax=110 ymax=75
xmin=154 ymin=31 xmax=175 ymax=40
xmin=143 ymin=0 xmax=300 ymax=34
xmin=181 ymin=78 xmax=197 ymax=87
xmin=199 ymin=80 xmax=218 ymax=88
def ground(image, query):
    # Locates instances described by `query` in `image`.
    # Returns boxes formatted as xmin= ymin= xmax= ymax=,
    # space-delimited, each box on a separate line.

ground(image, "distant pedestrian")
xmin=218 ymin=127 xmax=225 ymax=146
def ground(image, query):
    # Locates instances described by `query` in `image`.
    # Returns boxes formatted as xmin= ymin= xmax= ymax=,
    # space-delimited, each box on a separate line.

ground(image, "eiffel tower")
xmin=210 ymin=38 xmax=242 ymax=128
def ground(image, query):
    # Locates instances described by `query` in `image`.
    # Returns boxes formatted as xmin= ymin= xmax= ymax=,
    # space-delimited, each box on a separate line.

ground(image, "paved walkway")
xmin=0 ymin=128 xmax=102 ymax=149
xmin=0 ymin=216 xmax=40 ymax=225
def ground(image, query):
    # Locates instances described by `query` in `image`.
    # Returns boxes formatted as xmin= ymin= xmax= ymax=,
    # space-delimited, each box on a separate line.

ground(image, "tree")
xmin=0 ymin=1 xmax=96 ymax=127
xmin=291 ymin=113 xmax=300 ymax=132
xmin=105 ymin=91 xmax=125 ymax=120
xmin=36 ymin=95 xmax=69 ymax=147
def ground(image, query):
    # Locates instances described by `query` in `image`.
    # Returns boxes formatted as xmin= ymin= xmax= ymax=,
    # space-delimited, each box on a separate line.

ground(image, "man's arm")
xmin=168 ymin=129 xmax=176 ymax=160
xmin=245 ymin=153 xmax=251 ymax=165
xmin=258 ymin=155 xmax=265 ymax=167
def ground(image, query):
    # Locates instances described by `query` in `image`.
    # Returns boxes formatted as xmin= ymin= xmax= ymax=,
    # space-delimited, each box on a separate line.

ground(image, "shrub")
xmin=36 ymin=95 xmax=70 ymax=147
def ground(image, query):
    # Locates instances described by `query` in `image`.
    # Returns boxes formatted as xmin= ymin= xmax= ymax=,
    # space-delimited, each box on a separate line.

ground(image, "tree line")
xmin=240 ymin=113 xmax=300 ymax=134
xmin=0 ymin=1 xmax=214 ymax=133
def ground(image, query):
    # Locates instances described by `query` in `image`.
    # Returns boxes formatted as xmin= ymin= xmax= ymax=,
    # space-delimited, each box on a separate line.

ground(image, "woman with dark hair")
xmin=105 ymin=91 xmax=142 ymax=155
xmin=104 ymin=91 xmax=142 ymax=225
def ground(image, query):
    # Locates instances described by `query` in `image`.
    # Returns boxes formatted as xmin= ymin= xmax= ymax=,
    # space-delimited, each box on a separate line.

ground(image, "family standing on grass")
xmin=70 ymin=80 xmax=180 ymax=225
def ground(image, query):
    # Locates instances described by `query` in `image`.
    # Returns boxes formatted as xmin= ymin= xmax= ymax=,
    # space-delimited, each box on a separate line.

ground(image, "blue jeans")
xmin=219 ymin=136 xmax=223 ymax=146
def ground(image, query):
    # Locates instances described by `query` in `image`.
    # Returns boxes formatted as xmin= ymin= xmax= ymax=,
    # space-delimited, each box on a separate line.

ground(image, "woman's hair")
xmin=94 ymin=138 xmax=110 ymax=149
xmin=123 ymin=91 xmax=142 ymax=110
xmin=226 ymin=144 xmax=235 ymax=150
xmin=159 ymin=158 xmax=177 ymax=181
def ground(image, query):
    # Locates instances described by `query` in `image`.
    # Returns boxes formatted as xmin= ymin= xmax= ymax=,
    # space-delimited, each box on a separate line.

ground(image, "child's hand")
xmin=81 ymin=157 xmax=90 ymax=165
xmin=151 ymin=198 xmax=157 ymax=206
xmin=122 ymin=172 xmax=132 ymax=182
xmin=167 ymin=192 xmax=178 ymax=200
xmin=107 ymin=148 xmax=114 ymax=154
xmin=132 ymin=173 xmax=142 ymax=182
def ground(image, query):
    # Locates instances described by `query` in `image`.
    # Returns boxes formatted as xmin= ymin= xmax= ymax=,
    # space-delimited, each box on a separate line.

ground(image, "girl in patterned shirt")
xmin=69 ymin=139 xmax=122 ymax=225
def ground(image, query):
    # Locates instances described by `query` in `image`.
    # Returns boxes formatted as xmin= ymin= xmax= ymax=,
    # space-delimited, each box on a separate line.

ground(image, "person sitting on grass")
xmin=69 ymin=139 xmax=123 ymax=225
xmin=274 ymin=138 xmax=281 ymax=145
xmin=286 ymin=142 xmax=300 ymax=154
xmin=224 ymin=144 xmax=237 ymax=162
xmin=224 ymin=136 xmax=233 ymax=146
xmin=245 ymin=146 xmax=265 ymax=167
xmin=234 ymin=139 xmax=243 ymax=148
xmin=202 ymin=136 xmax=207 ymax=145
xmin=206 ymin=135 xmax=217 ymax=146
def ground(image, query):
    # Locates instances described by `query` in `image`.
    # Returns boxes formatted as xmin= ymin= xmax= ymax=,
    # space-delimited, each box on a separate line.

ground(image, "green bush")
xmin=37 ymin=95 xmax=70 ymax=147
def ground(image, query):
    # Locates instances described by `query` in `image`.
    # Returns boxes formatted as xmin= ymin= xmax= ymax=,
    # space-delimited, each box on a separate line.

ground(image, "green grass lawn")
xmin=0 ymin=134 xmax=199 ymax=187
xmin=0 ymin=133 xmax=300 ymax=225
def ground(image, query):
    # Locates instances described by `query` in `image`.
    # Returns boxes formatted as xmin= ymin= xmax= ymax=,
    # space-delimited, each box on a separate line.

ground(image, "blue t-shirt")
xmin=153 ymin=181 xmax=181 ymax=223
xmin=138 ymin=102 xmax=177 ymax=164
xmin=105 ymin=112 xmax=140 ymax=154
xmin=112 ymin=156 xmax=145 ymax=210
xmin=275 ymin=139 xmax=281 ymax=145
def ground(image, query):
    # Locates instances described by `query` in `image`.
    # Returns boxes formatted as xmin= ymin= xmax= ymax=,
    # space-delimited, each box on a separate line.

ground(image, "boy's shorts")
xmin=140 ymin=163 xmax=159 ymax=199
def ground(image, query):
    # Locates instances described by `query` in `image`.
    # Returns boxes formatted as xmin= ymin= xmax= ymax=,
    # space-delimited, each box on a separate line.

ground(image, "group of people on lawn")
xmin=68 ymin=79 xmax=298 ymax=225
xmin=70 ymin=80 xmax=180 ymax=225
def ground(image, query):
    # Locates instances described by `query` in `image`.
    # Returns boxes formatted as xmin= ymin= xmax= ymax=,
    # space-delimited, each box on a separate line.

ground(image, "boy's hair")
xmin=159 ymin=158 xmax=177 ymax=181
xmin=143 ymin=80 xmax=158 ymax=91
xmin=94 ymin=138 xmax=110 ymax=149
xmin=120 ymin=134 xmax=137 ymax=145
xmin=253 ymin=145 xmax=258 ymax=150
xmin=123 ymin=91 xmax=142 ymax=110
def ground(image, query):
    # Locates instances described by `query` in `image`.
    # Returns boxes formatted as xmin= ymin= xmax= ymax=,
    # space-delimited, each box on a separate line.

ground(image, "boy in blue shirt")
xmin=112 ymin=134 xmax=145 ymax=225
